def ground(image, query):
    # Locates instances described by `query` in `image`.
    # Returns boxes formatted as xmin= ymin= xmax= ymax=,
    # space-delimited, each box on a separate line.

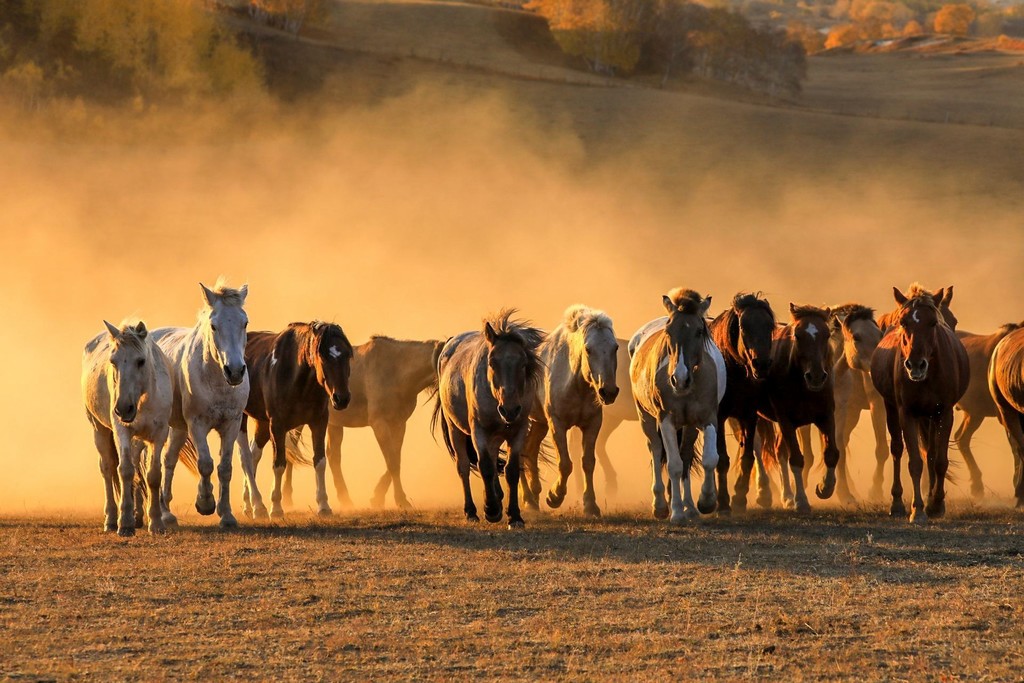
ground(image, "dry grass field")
xmin=2 ymin=508 xmax=1022 ymax=680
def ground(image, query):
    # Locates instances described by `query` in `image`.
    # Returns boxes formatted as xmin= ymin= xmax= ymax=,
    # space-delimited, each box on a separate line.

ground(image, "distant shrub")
xmin=902 ymin=19 xmax=925 ymax=35
xmin=248 ymin=0 xmax=330 ymax=36
xmin=825 ymin=23 xmax=860 ymax=48
xmin=933 ymin=3 xmax=975 ymax=36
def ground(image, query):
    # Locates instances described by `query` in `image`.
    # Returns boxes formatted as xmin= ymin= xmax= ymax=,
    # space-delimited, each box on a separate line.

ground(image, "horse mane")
xmin=112 ymin=320 xmax=148 ymax=351
xmin=666 ymin=287 xmax=704 ymax=315
xmin=292 ymin=321 xmax=353 ymax=365
xmin=562 ymin=304 xmax=613 ymax=334
xmin=711 ymin=292 xmax=774 ymax=363
xmin=997 ymin=322 xmax=1023 ymax=335
xmin=830 ymin=303 xmax=876 ymax=332
xmin=484 ymin=308 xmax=545 ymax=388
xmin=209 ymin=277 xmax=247 ymax=307
xmin=789 ymin=304 xmax=831 ymax=322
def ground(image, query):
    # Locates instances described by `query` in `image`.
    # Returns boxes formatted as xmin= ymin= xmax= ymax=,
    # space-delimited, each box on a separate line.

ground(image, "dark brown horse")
xmin=708 ymin=292 xmax=777 ymax=513
xmin=432 ymin=310 xmax=544 ymax=528
xmin=988 ymin=326 xmax=1024 ymax=507
xmin=757 ymin=305 xmax=839 ymax=511
xmin=870 ymin=287 xmax=969 ymax=522
xmin=954 ymin=323 xmax=1021 ymax=498
xmin=236 ymin=322 xmax=353 ymax=519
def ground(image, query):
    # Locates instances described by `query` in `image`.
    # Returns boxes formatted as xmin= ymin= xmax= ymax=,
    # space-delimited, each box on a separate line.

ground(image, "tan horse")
xmin=274 ymin=336 xmax=444 ymax=510
xmin=988 ymin=326 xmax=1024 ymax=507
xmin=82 ymin=321 xmax=173 ymax=536
xmin=522 ymin=305 xmax=619 ymax=518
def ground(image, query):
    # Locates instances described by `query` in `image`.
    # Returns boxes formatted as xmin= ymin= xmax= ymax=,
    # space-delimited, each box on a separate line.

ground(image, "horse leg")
xmin=186 ymin=419 xmax=217 ymax=517
xmin=640 ymin=409 xmax=668 ymax=519
xmin=132 ymin=445 xmax=145 ymax=529
xmin=869 ymin=397 xmax=889 ymax=502
xmin=659 ymin=416 xmax=691 ymax=524
xmin=714 ymin=416 xmax=731 ymax=515
xmin=237 ymin=418 xmax=269 ymax=521
xmin=93 ymin=423 xmax=119 ymax=532
xmin=145 ymin=430 xmax=167 ymax=534
xmin=269 ymin=422 xmax=290 ymax=520
xmin=306 ymin=418 xmax=332 ymax=517
xmin=282 ymin=462 xmax=295 ymax=510
xmin=473 ymin=429 xmax=502 ymax=524
xmin=754 ymin=422 xmax=774 ymax=509
xmin=901 ymin=411 xmax=926 ymax=523
xmin=797 ymin=425 xmax=814 ymax=492
xmin=834 ymin=400 xmax=861 ymax=505
xmin=519 ymin=418 xmax=546 ymax=511
xmin=580 ymin=416 xmax=602 ymax=518
xmin=161 ymin=426 xmax=187 ymax=527
xmin=112 ymin=424 xmax=137 ymax=536
xmin=569 ymin=428 xmax=584 ymax=497
xmin=369 ymin=420 xmax=408 ymax=509
xmin=953 ymin=411 xmax=985 ymax=499
xmin=885 ymin=400 xmax=906 ymax=517
xmin=212 ymin=417 xmax=240 ymax=528
xmin=323 ymin=424 xmax=353 ymax=510
xmin=545 ymin=418 xmax=573 ymax=509
xmin=595 ymin=419 xmax=619 ymax=499
xmin=778 ymin=434 xmax=795 ymax=509
xmin=505 ymin=427 xmax=527 ymax=529
xmin=448 ymin=421 xmax=478 ymax=522
xmin=237 ymin=415 xmax=252 ymax=518
xmin=813 ymin=408 xmax=840 ymax=501
xmin=697 ymin=422 xmax=720 ymax=514
xmin=926 ymin=410 xmax=953 ymax=518
xmin=732 ymin=417 xmax=758 ymax=513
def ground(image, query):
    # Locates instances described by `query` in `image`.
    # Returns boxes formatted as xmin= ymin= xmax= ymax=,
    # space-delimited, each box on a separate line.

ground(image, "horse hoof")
xmin=134 ymin=516 xmax=145 ymax=529
xmin=546 ymin=491 xmax=566 ymax=510
xmin=795 ymin=499 xmax=811 ymax=514
xmin=117 ymin=526 xmax=135 ymax=538
xmin=970 ymin=483 xmax=984 ymax=500
xmin=653 ymin=503 xmax=670 ymax=520
xmin=242 ymin=506 xmax=254 ymax=520
xmin=466 ymin=513 xmax=480 ymax=523
xmin=697 ymin=496 xmax=717 ymax=515
xmin=732 ymin=498 xmax=748 ymax=514
xmin=756 ymin=490 xmax=773 ymax=509
xmin=816 ymin=481 xmax=836 ymax=500
xmin=281 ymin=496 xmax=294 ymax=510
xmin=485 ymin=509 xmax=503 ymax=524
xmin=507 ymin=518 xmax=525 ymax=530
xmin=838 ymin=493 xmax=857 ymax=507
xmin=583 ymin=501 xmax=602 ymax=518
xmin=889 ymin=501 xmax=907 ymax=517
xmin=317 ymin=507 xmax=334 ymax=518
xmin=909 ymin=508 xmax=928 ymax=524
xmin=252 ymin=505 xmax=270 ymax=521
xmin=524 ymin=499 xmax=540 ymax=512
xmin=195 ymin=498 xmax=216 ymax=516
xmin=605 ymin=478 xmax=618 ymax=499
xmin=219 ymin=514 xmax=239 ymax=529
xmin=103 ymin=520 xmax=117 ymax=533
xmin=161 ymin=514 xmax=178 ymax=527
xmin=395 ymin=497 xmax=413 ymax=511
xmin=148 ymin=522 xmax=166 ymax=535
xmin=270 ymin=508 xmax=285 ymax=520
xmin=926 ymin=500 xmax=945 ymax=518
xmin=369 ymin=496 xmax=385 ymax=510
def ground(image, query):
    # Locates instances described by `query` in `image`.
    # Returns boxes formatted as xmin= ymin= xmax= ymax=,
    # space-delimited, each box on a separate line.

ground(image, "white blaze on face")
xmin=270 ymin=350 xmax=277 ymax=366
xmin=329 ymin=345 xmax=342 ymax=359
xmin=807 ymin=323 xmax=818 ymax=339
xmin=912 ymin=309 xmax=920 ymax=323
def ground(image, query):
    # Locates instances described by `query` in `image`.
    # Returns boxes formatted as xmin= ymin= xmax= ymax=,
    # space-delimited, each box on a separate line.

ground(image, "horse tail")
xmin=758 ymin=420 xmax=779 ymax=472
xmin=178 ymin=437 xmax=200 ymax=476
xmin=285 ymin=428 xmax=313 ymax=467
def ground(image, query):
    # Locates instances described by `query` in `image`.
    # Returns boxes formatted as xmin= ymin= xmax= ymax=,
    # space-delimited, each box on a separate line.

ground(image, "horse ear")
xmin=788 ymin=302 xmax=798 ymax=316
xmin=892 ymin=287 xmax=908 ymax=305
xmin=134 ymin=321 xmax=148 ymax=339
xmin=104 ymin=320 xmax=121 ymax=340
xmin=822 ymin=307 xmax=832 ymax=319
xmin=830 ymin=315 xmax=843 ymax=331
xmin=942 ymin=286 xmax=954 ymax=307
xmin=932 ymin=287 xmax=945 ymax=305
xmin=700 ymin=296 xmax=712 ymax=316
xmin=239 ymin=284 xmax=249 ymax=303
xmin=484 ymin=322 xmax=497 ymax=345
xmin=662 ymin=295 xmax=674 ymax=315
xmin=200 ymin=282 xmax=218 ymax=306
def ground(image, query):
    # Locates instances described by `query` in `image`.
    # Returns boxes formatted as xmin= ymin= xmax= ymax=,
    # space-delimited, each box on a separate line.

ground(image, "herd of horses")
xmin=82 ymin=280 xmax=1024 ymax=535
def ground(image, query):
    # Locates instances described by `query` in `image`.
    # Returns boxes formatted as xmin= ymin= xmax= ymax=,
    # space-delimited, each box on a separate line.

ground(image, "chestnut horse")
xmin=870 ymin=287 xmax=969 ymax=522
xmin=432 ymin=310 xmax=544 ymax=528
xmin=757 ymin=305 xmax=839 ymax=511
xmin=988 ymin=326 xmax=1024 ymax=507
xmin=708 ymin=292 xmax=777 ymax=513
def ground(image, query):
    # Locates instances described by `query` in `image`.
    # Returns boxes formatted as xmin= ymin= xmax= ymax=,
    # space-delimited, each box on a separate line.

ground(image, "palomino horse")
xmin=522 ymin=305 xmax=619 ymax=518
xmin=870 ymin=286 xmax=969 ymax=522
xmin=953 ymin=323 xmax=1021 ymax=498
xmin=988 ymin=326 xmax=1024 ymax=507
xmin=630 ymin=289 xmax=726 ymax=523
xmin=276 ymin=336 xmax=444 ymax=510
xmin=151 ymin=281 xmax=249 ymax=528
xmin=708 ymin=292 xmax=776 ymax=513
xmin=433 ymin=310 xmax=544 ymax=528
xmin=235 ymin=322 xmax=353 ymax=519
xmin=82 ymin=321 xmax=173 ymax=536
xmin=757 ymin=304 xmax=840 ymax=512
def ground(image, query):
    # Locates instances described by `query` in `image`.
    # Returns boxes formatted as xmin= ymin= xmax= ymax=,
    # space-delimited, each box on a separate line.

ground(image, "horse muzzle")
xmin=597 ymin=386 xmax=619 ymax=405
xmin=223 ymin=363 xmax=247 ymax=386
xmin=331 ymin=392 xmax=351 ymax=410
xmin=904 ymin=359 xmax=928 ymax=382
xmin=114 ymin=403 xmax=137 ymax=424
xmin=497 ymin=404 xmax=522 ymax=424
xmin=803 ymin=372 xmax=828 ymax=392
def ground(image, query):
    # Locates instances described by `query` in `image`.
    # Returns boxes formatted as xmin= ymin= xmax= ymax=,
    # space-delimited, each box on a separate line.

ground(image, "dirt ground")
xmin=2 ymin=508 xmax=1021 ymax=680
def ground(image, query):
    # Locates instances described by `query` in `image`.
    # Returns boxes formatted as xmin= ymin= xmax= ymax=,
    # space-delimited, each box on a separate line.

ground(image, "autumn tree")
xmin=824 ymin=23 xmax=860 ymax=48
xmin=902 ymin=19 xmax=924 ymax=35
xmin=787 ymin=20 xmax=827 ymax=54
xmin=933 ymin=3 xmax=975 ymax=36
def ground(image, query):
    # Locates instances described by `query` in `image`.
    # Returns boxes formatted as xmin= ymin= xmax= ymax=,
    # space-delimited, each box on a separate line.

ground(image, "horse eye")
xmin=853 ymin=334 xmax=861 ymax=343
xmin=211 ymin=324 xmax=218 ymax=332
xmin=137 ymin=358 xmax=145 ymax=368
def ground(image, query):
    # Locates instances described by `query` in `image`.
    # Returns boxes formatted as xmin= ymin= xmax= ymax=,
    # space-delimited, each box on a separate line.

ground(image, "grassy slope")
xmin=1 ymin=511 xmax=1022 ymax=680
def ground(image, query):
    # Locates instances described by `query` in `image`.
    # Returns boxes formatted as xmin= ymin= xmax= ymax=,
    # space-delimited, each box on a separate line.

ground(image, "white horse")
xmin=629 ymin=289 xmax=727 ymax=523
xmin=150 ymin=281 xmax=250 ymax=528
xmin=82 ymin=320 xmax=173 ymax=536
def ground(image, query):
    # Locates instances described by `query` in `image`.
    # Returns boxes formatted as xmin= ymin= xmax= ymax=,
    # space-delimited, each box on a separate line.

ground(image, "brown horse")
xmin=432 ymin=310 xmax=544 ymax=528
xmin=708 ymin=292 xmax=777 ymax=513
xmin=878 ymin=284 xmax=957 ymax=332
xmin=272 ymin=336 xmax=444 ymax=511
xmin=870 ymin=287 xmax=969 ymax=522
xmin=954 ymin=323 xmax=1021 ymax=498
xmin=234 ymin=322 xmax=354 ymax=519
xmin=756 ymin=305 xmax=839 ymax=511
xmin=988 ymin=326 xmax=1024 ymax=507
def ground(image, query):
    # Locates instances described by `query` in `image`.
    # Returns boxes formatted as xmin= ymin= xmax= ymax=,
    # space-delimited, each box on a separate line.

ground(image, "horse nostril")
xmin=904 ymin=360 xmax=913 ymax=371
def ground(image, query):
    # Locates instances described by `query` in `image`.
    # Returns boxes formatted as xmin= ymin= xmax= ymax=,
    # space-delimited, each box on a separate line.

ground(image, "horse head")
xmin=566 ymin=305 xmax=619 ymax=406
xmin=787 ymin=304 xmax=833 ymax=392
xmin=662 ymin=289 xmax=712 ymax=396
xmin=832 ymin=305 xmax=881 ymax=373
xmin=309 ymin=321 xmax=353 ymax=410
xmin=893 ymin=286 xmax=944 ymax=382
xmin=732 ymin=293 xmax=775 ymax=381
xmin=483 ymin=311 xmax=542 ymax=425
xmin=200 ymin=281 xmax=249 ymax=386
xmin=104 ymin=320 xmax=151 ymax=425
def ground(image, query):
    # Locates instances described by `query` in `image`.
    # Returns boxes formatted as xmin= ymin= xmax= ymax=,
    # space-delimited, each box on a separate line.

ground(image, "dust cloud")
xmin=1 ymin=69 xmax=1022 ymax=520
